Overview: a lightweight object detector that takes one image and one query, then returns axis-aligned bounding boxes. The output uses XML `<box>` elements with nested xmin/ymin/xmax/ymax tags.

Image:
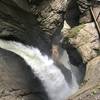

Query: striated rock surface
<box><xmin>0</xmin><ymin>0</ymin><xmax>52</xmax><ymax>55</ymax></box>
<box><xmin>62</xmin><ymin>22</ymin><xmax>100</xmax><ymax>62</ymax></box>
<box><xmin>0</xmin><ymin>0</ymin><xmax>100</xmax><ymax>100</ymax></box>
<box><xmin>31</xmin><ymin>0</ymin><xmax>67</xmax><ymax>35</ymax></box>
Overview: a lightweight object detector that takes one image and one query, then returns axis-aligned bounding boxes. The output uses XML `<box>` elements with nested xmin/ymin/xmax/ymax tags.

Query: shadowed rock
<box><xmin>0</xmin><ymin>48</ymin><xmax>49</xmax><ymax>100</ymax></box>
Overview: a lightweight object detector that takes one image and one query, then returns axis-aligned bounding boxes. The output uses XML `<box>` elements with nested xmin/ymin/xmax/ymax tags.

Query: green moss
<box><xmin>68</xmin><ymin>24</ymin><xmax>85</xmax><ymax>38</ymax></box>
<box><xmin>63</xmin><ymin>24</ymin><xmax>86</xmax><ymax>45</ymax></box>
<box><xmin>94</xmin><ymin>49</ymin><xmax>100</xmax><ymax>55</ymax></box>
<box><xmin>62</xmin><ymin>37</ymin><xmax>69</xmax><ymax>45</ymax></box>
<box><xmin>91</xmin><ymin>90</ymin><xmax>97</xmax><ymax>96</ymax></box>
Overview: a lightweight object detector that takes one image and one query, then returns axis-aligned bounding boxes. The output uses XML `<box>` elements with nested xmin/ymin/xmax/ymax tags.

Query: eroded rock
<box><xmin>62</xmin><ymin>22</ymin><xmax>100</xmax><ymax>62</ymax></box>
<box><xmin>78</xmin><ymin>40</ymin><xmax>99</xmax><ymax>62</ymax></box>
<box><xmin>32</xmin><ymin>0</ymin><xmax>67</xmax><ymax>35</ymax></box>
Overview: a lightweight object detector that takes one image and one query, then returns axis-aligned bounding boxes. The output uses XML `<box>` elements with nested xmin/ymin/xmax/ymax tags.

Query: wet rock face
<box><xmin>61</xmin><ymin>21</ymin><xmax>100</xmax><ymax>100</ymax></box>
<box><xmin>0</xmin><ymin>0</ymin><xmax>69</xmax><ymax>55</ymax></box>
<box><xmin>0</xmin><ymin>0</ymin><xmax>52</xmax><ymax>55</ymax></box>
<box><xmin>0</xmin><ymin>48</ymin><xmax>48</xmax><ymax>100</ymax></box>
<box><xmin>68</xmin><ymin>56</ymin><xmax>100</xmax><ymax>100</ymax></box>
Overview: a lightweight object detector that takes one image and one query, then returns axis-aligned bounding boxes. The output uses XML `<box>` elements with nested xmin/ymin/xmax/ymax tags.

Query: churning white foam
<box><xmin>0</xmin><ymin>39</ymin><xmax>79</xmax><ymax>100</ymax></box>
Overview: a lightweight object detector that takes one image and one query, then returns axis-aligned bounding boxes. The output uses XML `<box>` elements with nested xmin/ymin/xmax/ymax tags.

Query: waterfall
<box><xmin>0</xmin><ymin>39</ymin><xmax>79</xmax><ymax>100</ymax></box>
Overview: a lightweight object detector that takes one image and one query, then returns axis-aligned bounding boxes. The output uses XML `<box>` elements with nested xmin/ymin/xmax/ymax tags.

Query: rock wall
<box><xmin>62</xmin><ymin>22</ymin><xmax>100</xmax><ymax>63</ymax></box>
<box><xmin>0</xmin><ymin>48</ymin><xmax>48</xmax><ymax>100</ymax></box>
<box><xmin>61</xmin><ymin>18</ymin><xmax>100</xmax><ymax>100</ymax></box>
<box><xmin>0</xmin><ymin>0</ymin><xmax>99</xmax><ymax>100</ymax></box>
<box><xmin>0</xmin><ymin>1</ymin><xmax>69</xmax><ymax>100</ymax></box>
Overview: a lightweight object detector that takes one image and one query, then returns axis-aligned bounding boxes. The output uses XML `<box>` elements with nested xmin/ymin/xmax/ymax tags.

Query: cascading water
<box><xmin>0</xmin><ymin>39</ymin><xmax>80</xmax><ymax>100</ymax></box>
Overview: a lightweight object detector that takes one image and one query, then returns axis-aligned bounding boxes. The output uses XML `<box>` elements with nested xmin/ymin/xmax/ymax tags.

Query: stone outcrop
<box><xmin>62</xmin><ymin>22</ymin><xmax>100</xmax><ymax>63</ymax></box>
<box><xmin>0</xmin><ymin>0</ymin><xmax>53</xmax><ymax>55</ymax></box>
<box><xmin>62</xmin><ymin>21</ymin><xmax>100</xmax><ymax>100</ymax></box>
<box><xmin>0</xmin><ymin>1</ymin><xmax>69</xmax><ymax>100</ymax></box>
<box><xmin>31</xmin><ymin>0</ymin><xmax>67</xmax><ymax>35</ymax></box>
<box><xmin>0</xmin><ymin>0</ymin><xmax>100</xmax><ymax>100</ymax></box>
<box><xmin>0</xmin><ymin>0</ymin><xmax>70</xmax><ymax>55</ymax></box>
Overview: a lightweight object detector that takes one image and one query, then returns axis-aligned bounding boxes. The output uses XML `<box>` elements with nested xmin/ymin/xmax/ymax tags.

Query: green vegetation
<box><xmin>68</xmin><ymin>24</ymin><xmax>85</xmax><ymax>38</ymax></box>
<box><xmin>94</xmin><ymin>49</ymin><xmax>100</xmax><ymax>55</ymax></box>
<box><xmin>91</xmin><ymin>89</ymin><xmax>97</xmax><ymax>96</ymax></box>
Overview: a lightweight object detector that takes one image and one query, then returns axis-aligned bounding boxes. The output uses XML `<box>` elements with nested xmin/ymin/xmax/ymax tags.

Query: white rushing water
<box><xmin>0</xmin><ymin>39</ymin><xmax>79</xmax><ymax>100</ymax></box>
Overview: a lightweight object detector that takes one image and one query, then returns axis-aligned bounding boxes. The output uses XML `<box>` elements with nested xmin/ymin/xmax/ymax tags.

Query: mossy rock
<box><xmin>67</xmin><ymin>24</ymin><xmax>85</xmax><ymax>38</ymax></box>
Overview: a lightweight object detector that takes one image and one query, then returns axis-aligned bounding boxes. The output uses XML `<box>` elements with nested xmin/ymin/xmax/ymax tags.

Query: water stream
<box><xmin>0</xmin><ymin>39</ymin><xmax>80</xmax><ymax>100</ymax></box>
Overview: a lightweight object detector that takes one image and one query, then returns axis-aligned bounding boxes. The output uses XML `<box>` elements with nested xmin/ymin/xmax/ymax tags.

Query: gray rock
<box><xmin>0</xmin><ymin>48</ymin><xmax>48</xmax><ymax>100</ymax></box>
<box><xmin>0</xmin><ymin>0</ymin><xmax>51</xmax><ymax>55</ymax></box>
<box><xmin>32</xmin><ymin>0</ymin><xmax>67</xmax><ymax>35</ymax></box>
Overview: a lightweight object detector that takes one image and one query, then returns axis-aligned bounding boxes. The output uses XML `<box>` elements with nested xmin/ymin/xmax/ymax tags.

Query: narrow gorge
<box><xmin>0</xmin><ymin>0</ymin><xmax>99</xmax><ymax>100</ymax></box>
